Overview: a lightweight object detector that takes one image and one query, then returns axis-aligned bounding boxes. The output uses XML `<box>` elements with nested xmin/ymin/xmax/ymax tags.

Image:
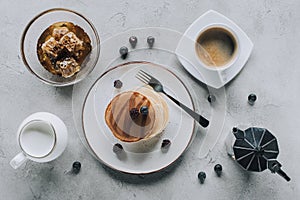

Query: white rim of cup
<box><xmin>194</xmin><ymin>24</ymin><xmax>240</xmax><ymax>71</ymax></box>
<box><xmin>18</xmin><ymin>119</ymin><xmax>57</xmax><ymax>159</ymax></box>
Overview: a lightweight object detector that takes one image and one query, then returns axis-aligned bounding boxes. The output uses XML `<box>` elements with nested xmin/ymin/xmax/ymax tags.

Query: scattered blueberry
<box><xmin>119</xmin><ymin>46</ymin><xmax>128</xmax><ymax>59</ymax></box>
<box><xmin>140</xmin><ymin>106</ymin><xmax>149</xmax><ymax>116</ymax></box>
<box><xmin>161</xmin><ymin>139</ymin><xmax>171</xmax><ymax>149</ymax></box>
<box><xmin>147</xmin><ymin>36</ymin><xmax>155</xmax><ymax>48</ymax></box>
<box><xmin>129</xmin><ymin>36</ymin><xmax>138</xmax><ymax>48</ymax></box>
<box><xmin>72</xmin><ymin>161</ymin><xmax>81</xmax><ymax>174</ymax></box>
<box><xmin>207</xmin><ymin>94</ymin><xmax>216</xmax><ymax>103</ymax></box>
<box><xmin>113</xmin><ymin>143</ymin><xmax>123</xmax><ymax>154</ymax></box>
<box><xmin>248</xmin><ymin>93</ymin><xmax>257</xmax><ymax>105</ymax></box>
<box><xmin>232</xmin><ymin>127</ymin><xmax>238</xmax><ymax>134</ymax></box>
<box><xmin>130</xmin><ymin>108</ymin><xmax>140</xmax><ymax>120</ymax></box>
<box><xmin>214</xmin><ymin>164</ymin><xmax>223</xmax><ymax>177</ymax></box>
<box><xmin>113</xmin><ymin>80</ymin><xmax>123</xmax><ymax>89</ymax></box>
<box><xmin>198</xmin><ymin>171</ymin><xmax>206</xmax><ymax>184</ymax></box>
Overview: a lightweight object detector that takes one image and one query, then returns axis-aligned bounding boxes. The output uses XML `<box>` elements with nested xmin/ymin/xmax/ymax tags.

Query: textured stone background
<box><xmin>1</xmin><ymin>0</ymin><xmax>300</xmax><ymax>199</ymax></box>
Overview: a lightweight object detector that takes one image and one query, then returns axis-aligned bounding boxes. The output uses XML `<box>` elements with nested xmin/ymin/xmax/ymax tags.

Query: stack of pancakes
<box><xmin>105</xmin><ymin>87</ymin><xmax>169</xmax><ymax>143</ymax></box>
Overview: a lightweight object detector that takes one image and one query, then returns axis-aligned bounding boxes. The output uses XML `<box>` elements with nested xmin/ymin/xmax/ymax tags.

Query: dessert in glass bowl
<box><xmin>21</xmin><ymin>8</ymin><xmax>100</xmax><ymax>86</ymax></box>
<box><xmin>37</xmin><ymin>22</ymin><xmax>92</xmax><ymax>78</ymax></box>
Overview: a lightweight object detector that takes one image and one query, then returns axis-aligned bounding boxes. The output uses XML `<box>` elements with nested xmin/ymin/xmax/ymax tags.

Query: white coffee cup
<box><xmin>10</xmin><ymin>112</ymin><xmax>68</xmax><ymax>169</ymax></box>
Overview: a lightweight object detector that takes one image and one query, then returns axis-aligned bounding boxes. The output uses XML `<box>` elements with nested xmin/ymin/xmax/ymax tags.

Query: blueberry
<box><xmin>207</xmin><ymin>94</ymin><xmax>216</xmax><ymax>103</ymax></box>
<box><xmin>214</xmin><ymin>164</ymin><xmax>223</xmax><ymax>177</ymax></box>
<box><xmin>147</xmin><ymin>36</ymin><xmax>155</xmax><ymax>48</ymax></box>
<box><xmin>72</xmin><ymin>161</ymin><xmax>81</xmax><ymax>174</ymax></box>
<box><xmin>130</xmin><ymin>108</ymin><xmax>140</xmax><ymax>120</ymax></box>
<box><xmin>248</xmin><ymin>94</ymin><xmax>257</xmax><ymax>105</ymax></box>
<box><xmin>114</xmin><ymin>80</ymin><xmax>123</xmax><ymax>89</ymax></box>
<box><xmin>119</xmin><ymin>46</ymin><xmax>128</xmax><ymax>59</ymax></box>
<box><xmin>129</xmin><ymin>36</ymin><xmax>137</xmax><ymax>48</ymax></box>
<box><xmin>113</xmin><ymin>143</ymin><xmax>123</xmax><ymax>154</ymax></box>
<box><xmin>161</xmin><ymin>139</ymin><xmax>171</xmax><ymax>149</ymax></box>
<box><xmin>232</xmin><ymin>127</ymin><xmax>238</xmax><ymax>134</ymax></box>
<box><xmin>198</xmin><ymin>171</ymin><xmax>206</xmax><ymax>184</ymax></box>
<box><xmin>140</xmin><ymin>106</ymin><xmax>149</xmax><ymax>116</ymax></box>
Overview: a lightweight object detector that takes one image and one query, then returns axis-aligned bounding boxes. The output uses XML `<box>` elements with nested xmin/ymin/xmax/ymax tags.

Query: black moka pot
<box><xmin>232</xmin><ymin>127</ymin><xmax>291</xmax><ymax>182</ymax></box>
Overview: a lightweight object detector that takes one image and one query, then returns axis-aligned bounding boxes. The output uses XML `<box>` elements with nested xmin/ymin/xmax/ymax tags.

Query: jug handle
<box><xmin>10</xmin><ymin>152</ymin><xmax>28</xmax><ymax>169</ymax></box>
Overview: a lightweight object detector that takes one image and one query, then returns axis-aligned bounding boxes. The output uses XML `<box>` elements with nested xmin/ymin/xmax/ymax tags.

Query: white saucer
<box><xmin>82</xmin><ymin>62</ymin><xmax>195</xmax><ymax>174</ymax></box>
<box><xmin>175</xmin><ymin>10</ymin><xmax>253</xmax><ymax>89</ymax></box>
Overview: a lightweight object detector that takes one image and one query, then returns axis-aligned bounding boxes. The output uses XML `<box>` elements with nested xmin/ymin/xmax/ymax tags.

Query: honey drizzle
<box><xmin>111</xmin><ymin>93</ymin><xmax>136</xmax><ymax>139</ymax></box>
<box><xmin>122</xmin><ymin>94</ymin><xmax>136</xmax><ymax>136</ymax></box>
<box><xmin>122</xmin><ymin>92</ymin><xmax>149</xmax><ymax>138</ymax></box>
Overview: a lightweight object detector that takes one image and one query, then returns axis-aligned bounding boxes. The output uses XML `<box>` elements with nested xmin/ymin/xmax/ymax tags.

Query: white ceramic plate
<box><xmin>82</xmin><ymin>61</ymin><xmax>195</xmax><ymax>174</ymax></box>
<box><xmin>175</xmin><ymin>10</ymin><xmax>253</xmax><ymax>89</ymax></box>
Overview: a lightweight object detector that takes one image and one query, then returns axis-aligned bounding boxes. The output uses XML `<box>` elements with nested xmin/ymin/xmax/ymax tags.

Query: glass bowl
<box><xmin>21</xmin><ymin>8</ymin><xmax>100</xmax><ymax>86</ymax></box>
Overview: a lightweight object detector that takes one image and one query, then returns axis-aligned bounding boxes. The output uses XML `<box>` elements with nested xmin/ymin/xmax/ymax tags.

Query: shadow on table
<box><xmin>99</xmin><ymin>155</ymin><xmax>184</xmax><ymax>185</ymax></box>
<box><xmin>54</xmin><ymin>85</ymin><xmax>73</xmax><ymax>98</ymax></box>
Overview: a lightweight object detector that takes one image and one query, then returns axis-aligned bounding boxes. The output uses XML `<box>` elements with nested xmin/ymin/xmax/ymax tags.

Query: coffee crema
<box><xmin>195</xmin><ymin>27</ymin><xmax>237</xmax><ymax>67</ymax></box>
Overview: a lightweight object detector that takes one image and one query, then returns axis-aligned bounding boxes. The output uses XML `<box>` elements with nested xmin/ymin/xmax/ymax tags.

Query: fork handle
<box><xmin>162</xmin><ymin>91</ymin><xmax>209</xmax><ymax>128</ymax></box>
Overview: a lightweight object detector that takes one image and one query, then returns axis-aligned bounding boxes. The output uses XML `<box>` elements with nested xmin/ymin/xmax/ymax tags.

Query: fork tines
<box><xmin>135</xmin><ymin>70</ymin><xmax>151</xmax><ymax>84</ymax></box>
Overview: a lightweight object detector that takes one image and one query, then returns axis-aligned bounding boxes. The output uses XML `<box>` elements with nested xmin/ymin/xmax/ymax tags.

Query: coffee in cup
<box><xmin>195</xmin><ymin>26</ymin><xmax>238</xmax><ymax>67</ymax></box>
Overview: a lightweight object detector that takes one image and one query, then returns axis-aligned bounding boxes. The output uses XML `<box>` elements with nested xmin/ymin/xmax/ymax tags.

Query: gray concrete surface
<box><xmin>1</xmin><ymin>0</ymin><xmax>300</xmax><ymax>199</ymax></box>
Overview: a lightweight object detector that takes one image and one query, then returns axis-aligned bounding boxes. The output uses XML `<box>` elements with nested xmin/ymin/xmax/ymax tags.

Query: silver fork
<box><xmin>136</xmin><ymin>70</ymin><xmax>209</xmax><ymax>128</ymax></box>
